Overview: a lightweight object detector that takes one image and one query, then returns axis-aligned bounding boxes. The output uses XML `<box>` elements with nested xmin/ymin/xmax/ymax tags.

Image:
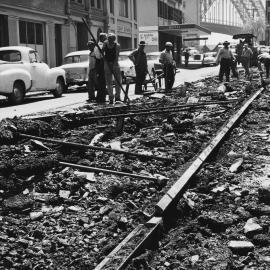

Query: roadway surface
<box><xmin>0</xmin><ymin>65</ymin><xmax>219</xmax><ymax>120</ymax></box>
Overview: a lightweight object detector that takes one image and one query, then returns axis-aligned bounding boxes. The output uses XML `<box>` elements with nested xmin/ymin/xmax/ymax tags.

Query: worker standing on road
<box><xmin>102</xmin><ymin>33</ymin><xmax>122</xmax><ymax>104</ymax></box>
<box><xmin>184</xmin><ymin>48</ymin><xmax>190</xmax><ymax>68</ymax></box>
<box><xmin>94</xmin><ymin>33</ymin><xmax>107</xmax><ymax>103</ymax></box>
<box><xmin>87</xmin><ymin>40</ymin><xmax>97</xmax><ymax>102</ymax></box>
<box><xmin>128</xmin><ymin>41</ymin><xmax>148</xmax><ymax>95</ymax></box>
<box><xmin>159</xmin><ymin>42</ymin><xmax>176</xmax><ymax>91</ymax></box>
<box><xmin>258</xmin><ymin>53</ymin><xmax>270</xmax><ymax>78</ymax></box>
<box><xmin>241</xmin><ymin>43</ymin><xmax>253</xmax><ymax>79</ymax></box>
<box><xmin>216</xmin><ymin>41</ymin><xmax>234</xmax><ymax>82</ymax></box>
<box><xmin>235</xmin><ymin>40</ymin><xmax>243</xmax><ymax>65</ymax></box>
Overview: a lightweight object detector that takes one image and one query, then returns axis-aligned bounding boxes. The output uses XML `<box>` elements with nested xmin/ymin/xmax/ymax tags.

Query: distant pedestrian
<box><xmin>102</xmin><ymin>33</ymin><xmax>122</xmax><ymax>104</ymax></box>
<box><xmin>128</xmin><ymin>41</ymin><xmax>148</xmax><ymax>95</ymax></box>
<box><xmin>216</xmin><ymin>41</ymin><xmax>234</xmax><ymax>82</ymax></box>
<box><xmin>87</xmin><ymin>40</ymin><xmax>97</xmax><ymax>102</ymax></box>
<box><xmin>258</xmin><ymin>53</ymin><xmax>270</xmax><ymax>78</ymax></box>
<box><xmin>184</xmin><ymin>48</ymin><xmax>190</xmax><ymax>67</ymax></box>
<box><xmin>235</xmin><ymin>40</ymin><xmax>243</xmax><ymax>65</ymax></box>
<box><xmin>241</xmin><ymin>43</ymin><xmax>253</xmax><ymax>78</ymax></box>
<box><xmin>94</xmin><ymin>33</ymin><xmax>107</xmax><ymax>103</ymax></box>
<box><xmin>159</xmin><ymin>42</ymin><xmax>175</xmax><ymax>91</ymax></box>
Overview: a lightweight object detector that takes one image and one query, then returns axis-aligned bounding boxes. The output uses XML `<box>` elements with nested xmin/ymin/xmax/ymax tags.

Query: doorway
<box><xmin>77</xmin><ymin>22</ymin><xmax>88</xmax><ymax>50</ymax></box>
<box><xmin>55</xmin><ymin>24</ymin><xmax>62</xmax><ymax>66</ymax></box>
<box><xmin>0</xmin><ymin>14</ymin><xmax>9</xmax><ymax>47</ymax></box>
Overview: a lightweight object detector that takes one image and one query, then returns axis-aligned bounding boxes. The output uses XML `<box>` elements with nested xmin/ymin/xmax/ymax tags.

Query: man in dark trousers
<box><xmin>258</xmin><ymin>53</ymin><xmax>270</xmax><ymax>78</ymax></box>
<box><xmin>102</xmin><ymin>33</ymin><xmax>122</xmax><ymax>104</ymax></box>
<box><xmin>128</xmin><ymin>41</ymin><xmax>148</xmax><ymax>95</ymax></box>
<box><xmin>159</xmin><ymin>42</ymin><xmax>176</xmax><ymax>91</ymax></box>
<box><xmin>216</xmin><ymin>41</ymin><xmax>234</xmax><ymax>82</ymax></box>
<box><xmin>184</xmin><ymin>48</ymin><xmax>190</xmax><ymax>67</ymax></box>
<box><xmin>94</xmin><ymin>33</ymin><xmax>107</xmax><ymax>103</ymax></box>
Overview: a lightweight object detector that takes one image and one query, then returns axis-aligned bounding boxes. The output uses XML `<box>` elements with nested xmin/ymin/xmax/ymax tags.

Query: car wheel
<box><xmin>8</xmin><ymin>81</ymin><xmax>25</xmax><ymax>105</ymax></box>
<box><xmin>53</xmin><ymin>77</ymin><xmax>64</xmax><ymax>98</ymax></box>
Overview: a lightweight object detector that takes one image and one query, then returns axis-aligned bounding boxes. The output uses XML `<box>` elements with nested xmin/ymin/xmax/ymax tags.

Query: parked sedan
<box><xmin>60</xmin><ymin>50</ymin><xmax>89</xmax><ymax>87</ymax></box>
<box><xmin>118</xmin><ymin>51</ymin><xmax>136</xmax><ymax>83</ymax></box>
<box><xmin>202</xmin><ymin>52</ymin><xmax>217</xmax><ymax>66</ymax></box>
<box><xmin>60</xmin><ymin>50</ymin><xmax>136</xmax><ymax>87</ymax></box>
<box><xmin>146</xmin><ymin>52</ymin><xmax>163</xmax><ymax>76</ymax></box>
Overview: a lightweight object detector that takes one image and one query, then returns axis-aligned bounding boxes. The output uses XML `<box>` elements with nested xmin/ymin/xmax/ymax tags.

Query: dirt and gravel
<box><xmin>0</xmin><ymin>73</ymin><xmax>267</xmax><ymax>270</ymax></box>
<box><xmin>127</xmin><ymin>85</ymin><xmax>270</xmax><ymax>269</ymax></box>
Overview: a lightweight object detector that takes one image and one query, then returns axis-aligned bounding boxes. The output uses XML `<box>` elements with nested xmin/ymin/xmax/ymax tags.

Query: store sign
<box><xmin>139</xmin><ymin>31</ymin><xmax>158</xmax><ymax>46</ymax></box>
<box><xmin>117</xmin><ymin>25</ymin><xmax>131</xmax><ymax>34</ymax></box>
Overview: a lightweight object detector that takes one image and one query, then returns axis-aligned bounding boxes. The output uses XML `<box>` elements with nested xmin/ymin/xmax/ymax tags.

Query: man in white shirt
<box><xmin>94</xmin><ymin>33</ymin><xmax>107</xmax><ymax>103</ymax></box>
<box><xmin>216</xmin><ymin>41</ymin><xmax>234</xmax><ymax>82</ymax></box>
<box><xmin>159</xmin><ymin>42</ymin><xmax>175</xmax><ymax>91</ymax></box>
<box><xmin>87</xmin><ymin>40</ymin><xmax>97</xmax><ymax>102</ymax></box>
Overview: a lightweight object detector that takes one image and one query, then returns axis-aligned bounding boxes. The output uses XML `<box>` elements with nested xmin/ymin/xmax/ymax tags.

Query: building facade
<box><xmin>137</xmin><ymin>0</ymin><xmax>210</xmax><ymax>63</ymax></box>
<box><xmin>0</xmin><ymin>0</ymin><xmax>138</xmax><ymax>67</ymax></box>
<box><xmin>266</xmin><ymin>0</ymin><xmax>270</xmax><ymax>45</ymax></box>
<box><xmin>106</xmin><ymin>0</ymin><xmax>138</xmax><ymax>50</ymax></box>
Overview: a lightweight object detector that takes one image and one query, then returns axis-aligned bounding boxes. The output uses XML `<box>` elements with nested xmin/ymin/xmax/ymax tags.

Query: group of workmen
<box><xmin>87</xmin><ymin>32</ymin><xmax>176</xmax><ymax>104</ymax></box>
<box><xmin>216</xmin><ymin>40</ymin><xmax>270</xmax><ymax>82</ymax></box>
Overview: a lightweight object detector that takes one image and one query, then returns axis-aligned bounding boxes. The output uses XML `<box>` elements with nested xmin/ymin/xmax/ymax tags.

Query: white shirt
<box><xmin>94</xmin><ymin>41</ymin><xmax>104</xmax><ymax>60</ymax></box>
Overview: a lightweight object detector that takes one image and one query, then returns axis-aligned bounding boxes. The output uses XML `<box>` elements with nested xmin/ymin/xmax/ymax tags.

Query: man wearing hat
<box><xmin>216</xmin><ymin>41</ymin><xmax>234</xmax><ymax>82</ymax></box>
<box><xmin>87</xmin><ymin>40</ymin><xmax>97</xmax><ymax>102</ymax></box>
<box><xmin>159</xmin><ymin>42</ymin><xmax>176</xmax><ymax>91</ymax></box>
<box><xmin>94</xmin><ymin>33</ymin><xmax>107</xmax><ymax>103</ymax></box>
<box><xmin>128</xmin><ymin>40</ymin><xmax>148</xmax><ymax>94</ymax></box>
<box><xmin>241</xmin><ymin>43</ymin><xmax>253</xmax><ymax>79</ymax></box>
<box><xmin>102</xmin><ymin>33</ymin><xmax>122</xmax><ymax>104</ymax></box>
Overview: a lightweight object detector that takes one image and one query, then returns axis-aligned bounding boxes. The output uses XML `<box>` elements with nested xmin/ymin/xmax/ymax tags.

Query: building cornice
<box><xmin>0</xmin><ymin>3</ymin><xmax>67</xmax><ymax>19</ymax></box>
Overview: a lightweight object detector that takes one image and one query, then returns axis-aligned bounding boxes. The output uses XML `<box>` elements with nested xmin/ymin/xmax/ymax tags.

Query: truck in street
<box><xmin>0</xmin><ymin>46</ymin><xmax>66</xmax><ymax>104</ymax></box>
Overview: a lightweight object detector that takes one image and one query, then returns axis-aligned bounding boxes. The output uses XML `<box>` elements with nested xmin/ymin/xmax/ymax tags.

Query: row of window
<box><xmin>158</xmin><ymin>0</ymin><xmax>183</xmax><ymax>24</ymax></box>
<box><xmin>71</xmin><ymin>0</ymin><xmax>137</xmax><ymax>20</ymax></box>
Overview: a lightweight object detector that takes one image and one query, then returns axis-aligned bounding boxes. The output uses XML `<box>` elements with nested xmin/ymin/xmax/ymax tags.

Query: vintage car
<box><xmin>60</xmin><ymin>50</ymin><xmax>89</xmax><ymax>87</ymax></box>
<box><xmin>0</xmin><ymin>46</ymin><xmax>66</xmax><ymax>104</ymax></box>
<box><xmin>118</xmin><ymin>51</ymin><xmax>136</xmax><ymax>83</ymax></box>
<box><xmin>202</xmin><ymin>52</ymin><xmax>217</xmax><ymax>66</ymax></box>
<box><xmin>60</xmin><ymin>50</ymin><xmax>136</xmax><ymax>87</ymax></box>
<box><xmin>146</xmin><ymin>52</ymin><xmax>163</xmax><ymax>76</ymax></box>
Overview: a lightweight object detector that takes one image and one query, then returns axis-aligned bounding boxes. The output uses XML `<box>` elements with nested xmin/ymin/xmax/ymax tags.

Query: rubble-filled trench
<box><xmin>126</xmin><ymin>89</ymin><xmax>270</xmax><ymax>269</ymax></box>
<box><xmin>0</xmin><ymin>74</ymin><xmax>265</xmax><ymax>270</ymax></box>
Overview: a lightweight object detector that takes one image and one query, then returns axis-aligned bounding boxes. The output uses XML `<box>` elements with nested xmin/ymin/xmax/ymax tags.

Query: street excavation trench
<box><xmin>0</xmin><ymin>73</ymin><xmax>269</xmax><ymax>270</ymax></box>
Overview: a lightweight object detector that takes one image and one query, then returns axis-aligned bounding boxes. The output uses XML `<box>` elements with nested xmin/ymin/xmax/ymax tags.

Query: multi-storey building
<box><xmin>266</xmin><ymin>0</ymin><xmax>270</xmax><ymax>44</ymax></box>
<box><xmin>137</xmin><ymin>0</ymin><xmax>210</xmax><ymax>63</ymax></box>
<box><xmin>0</xmin><ymin>0</ymin><xmax>138</xmax><ymax>67</ymax></box>
<box><xmin>106</xmin><ymin>0</ymin><xmax>138</xmax><ymax>49</ymax></box>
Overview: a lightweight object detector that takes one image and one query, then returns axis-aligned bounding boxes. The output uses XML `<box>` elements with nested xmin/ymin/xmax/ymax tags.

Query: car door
<box><xmin>28</xmin><ymin>50</ymin><xmax>50</xmax><ymax>91</ymax></box>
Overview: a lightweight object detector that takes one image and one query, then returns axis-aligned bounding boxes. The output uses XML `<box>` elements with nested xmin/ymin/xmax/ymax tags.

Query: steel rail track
<box><xmin>94</xmin><ymin>87</ymin><xmax>264</xmax><ymax>270</ymax></box>
<box><xmin>19</xmin><ymin>133</ymin><xmax>174</xmax><ymax>162</ymax></box>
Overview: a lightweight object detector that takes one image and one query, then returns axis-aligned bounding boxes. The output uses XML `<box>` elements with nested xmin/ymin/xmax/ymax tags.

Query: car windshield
<box><xmin>147</xmin><ymin>55</ymin><xmax>159</xmax><ymax>61</ymax></box>
<box><xmin>64</xmin><ymin>54</ymin><xmax>88</xmax><ymax>64</ymax></box>
<box><xmin>119</xmin><ymin>55</ymin><xmax>129</xmax><ymax>61</ymax></box>
<box><xmin>0</xmin><ymin>50</ymin><xmax>21</xmax><ymax>62</ymax></box>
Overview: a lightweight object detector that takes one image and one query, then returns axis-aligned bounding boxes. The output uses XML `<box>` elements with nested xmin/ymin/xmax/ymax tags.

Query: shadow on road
<box><xmin>0</xmin><ymin>95</ymin><xmax>56</xmax><ymax>108</ymax></box>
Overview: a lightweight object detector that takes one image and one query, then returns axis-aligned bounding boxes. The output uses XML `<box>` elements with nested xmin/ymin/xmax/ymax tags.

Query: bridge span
<box><xmin>200</xmin><ymin>0</ymin><xmax>265</xmax><ymax>35</ymax></box>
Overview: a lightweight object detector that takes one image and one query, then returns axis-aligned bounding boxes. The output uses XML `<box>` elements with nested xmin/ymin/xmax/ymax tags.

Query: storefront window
<box><xmin>71</xmin><ymin>0</ymin><xmax>84</xmax><ymax>4</ymax></box>
<box><xmin>97</xmin><ymin>0</ymin><xmax>101</xmax><ymax>9</ymax></box>
<box><xmin>90</xmin><ymin>0</ymin><xmax>95</xmax><ymax>7</ymax></box>
<box><xmin>133</xmin><ymin>0</ymin><xmax>137</xmax><ymax>20</ymax></box>
<box><xmin>119</xmin><ymin>0</ymin><xmax>128</xmax><ymax>18</ymax></box>
<box><xmin>19</xmin><ymin>20</ymin><xmax>43</xmax><ymax>45</ymax></box>
<box><xmin>110</xmin><ymin>0</ymin><xmax>114</xmax><ymax>14</ymax></box>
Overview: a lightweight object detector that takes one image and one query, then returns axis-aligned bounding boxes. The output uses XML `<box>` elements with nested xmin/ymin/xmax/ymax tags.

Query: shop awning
<box><xmin>158</xmin><ymin>24</ymin><xmax>211</xmax><ymax>36</ymax></box>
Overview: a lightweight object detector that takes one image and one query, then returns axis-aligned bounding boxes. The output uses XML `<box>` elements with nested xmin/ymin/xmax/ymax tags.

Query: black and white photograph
<box><xmin>0</xmin><ymin>0</ymin><xmax>270</xmax><ymax>269</ymax></box>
